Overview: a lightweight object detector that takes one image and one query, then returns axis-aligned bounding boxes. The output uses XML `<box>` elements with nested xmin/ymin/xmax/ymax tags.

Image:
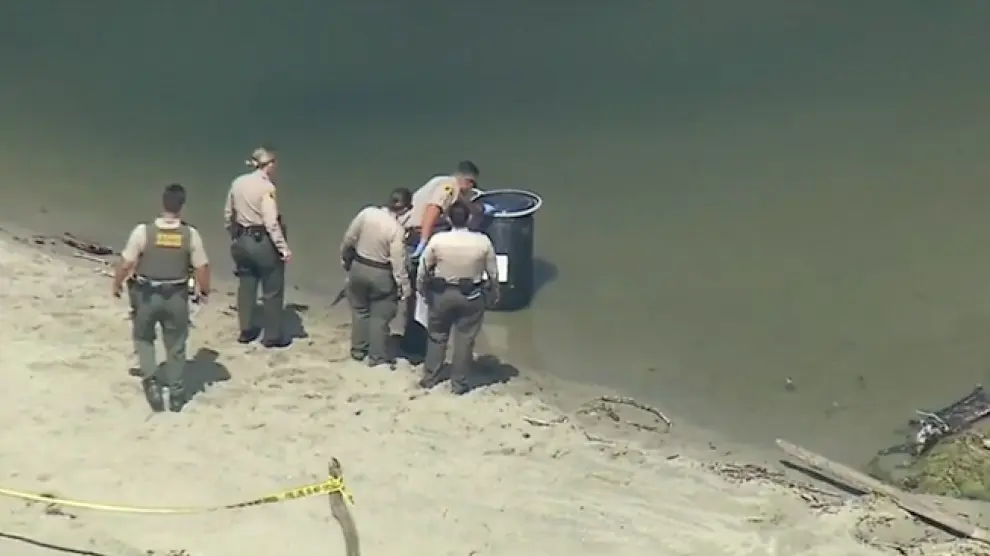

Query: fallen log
<box><xmin>776</xmin><ymin>438</ymin><xmax>990</xmax><ymax>545</ymax></box>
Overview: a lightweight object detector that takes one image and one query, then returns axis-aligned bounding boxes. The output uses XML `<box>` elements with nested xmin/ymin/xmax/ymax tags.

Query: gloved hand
<box><xmin>412</xmin><ymin>239</ymin><xmax>427</xmax><ymax>258</ymax></box>
<box><xmin>482</xmin><ymin>202</ymin><xmax>496</xmax><ymax>216</ymax></box>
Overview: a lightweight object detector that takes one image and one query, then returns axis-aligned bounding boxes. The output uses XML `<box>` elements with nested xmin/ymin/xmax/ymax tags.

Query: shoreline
<box><xmin>0</xmin><ymin>222</ymin><xmax>982</xmax><ymax>555</ymax></box>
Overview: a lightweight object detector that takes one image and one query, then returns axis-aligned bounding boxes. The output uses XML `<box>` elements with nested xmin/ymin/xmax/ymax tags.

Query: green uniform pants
<box><xmin>346</xmin><ymin>261</ymin><xmax>398</xmax><ymax>363</ymax></box>
<box><xmin>131</xmin><ymin>284</ymin><xmax>189</xmax><ymax>395</ymax></box>
<box><xmin>424</xmin><ymin>288</ymin><xmax>486</xmax><ymax>385</ymax></box>
<box><xmin>231</xmin><ymin>233</ymin><xmax>285</xmax><ymax>341</ymax></box>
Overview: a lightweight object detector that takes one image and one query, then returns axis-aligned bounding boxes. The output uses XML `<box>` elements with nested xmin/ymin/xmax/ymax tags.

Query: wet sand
<box><xmin>0</xmin><ymin>224</ymin><xmax>986</xmax><ymax>555</ymax></box>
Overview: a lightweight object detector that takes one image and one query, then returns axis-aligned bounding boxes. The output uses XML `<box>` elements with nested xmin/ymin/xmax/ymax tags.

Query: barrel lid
<box><xmin>473</xmin><ymin>189</ymin><xmax>543</xmax><ymax>218</ymax></box>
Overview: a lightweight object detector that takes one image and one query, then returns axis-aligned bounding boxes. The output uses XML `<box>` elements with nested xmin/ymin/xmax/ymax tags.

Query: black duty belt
<box><xmin>353</xmin><ymin>254</ymin><xmax>391</xmax><ymax>271</ymax></box>
<box><xmin>133</xmin><ymin>276</ymin><xmax>187</xmax><ymax>287</ymax></box>
<box><xmin>427</xmin><ymin>276</ymin><xmax>483</xmax><ymax>295</ymax></box>
<box><xmin>130</xmin><ymin>275</ymin><xmax>188</xmax><ymax>295</ymax></box>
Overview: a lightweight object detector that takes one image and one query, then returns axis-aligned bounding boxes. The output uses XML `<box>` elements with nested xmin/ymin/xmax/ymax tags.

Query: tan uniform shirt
<box><xmin>223</xmin><ymin>169</ymin><xmax>289</xmax><ymax>256</ymax></box>
<box><xmin>407</xmin><ymin>175</ymin><xmax>460</xmax><ymax>229</ymax></box>
<box><xmin>120</xmin><ymin>217</ymin><xmax>209</xmax><ymax>267</ymax></box>
<box><xmin>416</xmin><ymin>228</ymin><xmax>497</xmax><ymax>291</ymax></box>
<box><xmin>340</xmin><ymin>206</ymin><xmax>411</xmax><ymax>296</ymax></box>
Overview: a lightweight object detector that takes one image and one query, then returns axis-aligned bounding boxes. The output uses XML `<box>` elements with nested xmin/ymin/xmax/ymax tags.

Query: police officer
<box><xmin>112</xmin><ymin>183</ymin><xmax>211</xmax><ymax>412</ymax></box>
<box><xmin>224</xmin><ymin>146</ymin><xmax>292</xmax><ymax>347</ymax></box>
<box><xmin>416</xmin><ymin>201</ymin><xmax>500</xmax><ymax>394</ymax></box>
<box><xmin>407</xmin><ymin>160</ymin><xmax>490</xmax><ymax>256</ymax></box>
<box><xmin>340</xmin><ymin>188</ymin><xmax>414</xmax><ymax>367</ymax></box>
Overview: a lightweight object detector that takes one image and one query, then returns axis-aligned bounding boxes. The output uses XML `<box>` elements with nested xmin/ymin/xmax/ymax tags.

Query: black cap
<box><xmin>456</xmin><ymin>160</ymin><xmax>479</xmax><ymax>177</ymax></box>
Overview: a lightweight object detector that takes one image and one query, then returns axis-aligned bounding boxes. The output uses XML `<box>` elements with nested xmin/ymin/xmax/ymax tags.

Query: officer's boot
<box><xmin>163</xmin><ymin>386</ymin><xmax>186</xmax><ymax>413</ymax></box>
<box><xmin>141</xmin><ymin>377</ymin><xmax>164</xmax><ymax>412</ymax></box>
<box><xmin>418</xmin><ymin>364</ymin><xmax>449</xmax><ymax>389</ymax></box>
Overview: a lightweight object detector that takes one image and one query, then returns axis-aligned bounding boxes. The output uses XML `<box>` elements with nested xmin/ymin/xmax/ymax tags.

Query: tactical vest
<box><xmin>135</xmin><ymin>223</ymin><xmax>192</xmax><ymax>281</ymax></box>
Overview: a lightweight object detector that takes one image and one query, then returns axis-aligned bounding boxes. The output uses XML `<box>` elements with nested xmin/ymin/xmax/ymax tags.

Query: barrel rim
<box><xmin>473</xmin><ymin>188</ymin><xmax>544</xmax><ymax>218</ymax></box>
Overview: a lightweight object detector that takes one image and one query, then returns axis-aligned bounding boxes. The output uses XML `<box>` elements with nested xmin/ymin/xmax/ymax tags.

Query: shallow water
<box><xmin>3</xmin><ymin>1</ymin><xmax>990</xmax><ymax>463</ymax></box>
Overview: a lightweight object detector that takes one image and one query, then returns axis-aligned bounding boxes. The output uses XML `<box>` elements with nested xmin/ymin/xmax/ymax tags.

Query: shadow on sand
<box><xmin>129</xmin><ymin>347</ymin><xmax>231</xmax><ymax>407</ymax></box>
<box><xmin>243</xmin><ymin>302</ymin><xmax>309</xmax><ymax>340</ymax></box>
<box><xmin>412</xmin><ymin>354</ymin><xmax>520</xmax><ymax>395</ymax></box>
<box><xmin>464</xmin><ymin>354</ymin><xmax>520</xmax><ymax>393</ymax></box>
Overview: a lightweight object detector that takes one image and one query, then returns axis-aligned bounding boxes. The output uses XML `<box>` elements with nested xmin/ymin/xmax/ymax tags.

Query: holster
<box><xmin>342</xmin><ymin>246</ymin><xmax>357</xmax><ymax>271</ymax></box>
<box><xmin>426</xmin><ymin>276</ymin><xmax>447</xmax><ymax>294</ymax></box>
<box><xmin>456</xmin><ymin>278</ymin><xmax>476</xmax><ymax>295</ymax></box>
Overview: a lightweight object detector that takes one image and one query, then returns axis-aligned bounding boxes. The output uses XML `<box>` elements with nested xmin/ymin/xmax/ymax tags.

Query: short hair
<box><xmin>455</xmin><ymin>160</ymin><xmax>479</xmax><ymax>178</ymax></box>
<box><xmin>247</xmin><ymin>145</ymin><xmax>277</xmax><ymax>169</ymax></box>
<box><xmin>388</xmin><ymin>187</ymin><xmax>413</xmax><ymax>210</ymax></box>
<box><xmin>162</xmin><ymin>183</ymin><xmax>186</xmax><ymax>214</ymax></box>
<box><xmin>447</xmin><ymin>200</ymin><xmax>471</xmax><ymax>228</ymax></box>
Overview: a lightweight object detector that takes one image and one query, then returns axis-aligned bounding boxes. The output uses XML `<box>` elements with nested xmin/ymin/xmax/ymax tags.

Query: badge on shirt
<box><xmin>155</xmin><ymin>231</ymin><xmax>184</xmax><ymax>248</ymax></box>
<box><xmin>442</xmin><ymin>183</ymin><xmax>456</xmax><ymax>207</ymax></box>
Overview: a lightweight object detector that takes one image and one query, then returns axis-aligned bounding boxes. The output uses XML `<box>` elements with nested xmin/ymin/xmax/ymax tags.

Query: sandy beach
<box><xmin>0</xmin><ymin>229</ymin><xmax>984</xmax><ymax>556</ymax></box>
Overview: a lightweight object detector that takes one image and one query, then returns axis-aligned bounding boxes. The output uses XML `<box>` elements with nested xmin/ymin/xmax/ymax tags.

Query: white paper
<box><xmin>495</xmin><ymin>254</ymin><xmax>508</xmax><ymax>283</ymax></box>
<box><xmin>414</xmin><ymin>293</ymin><xmax>429</xmax><ymax>328</ymax></box>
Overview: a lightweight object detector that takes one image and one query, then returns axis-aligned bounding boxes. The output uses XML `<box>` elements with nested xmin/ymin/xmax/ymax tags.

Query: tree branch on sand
<box><xmin>327</xmin><ymin>458</ymin><xmax>360</xmax><ymax>556</ymax></box>
<box><xmin>578</xmin><ymin>395</ymin><xmax>673</xmax><ymax>432</ymax></box>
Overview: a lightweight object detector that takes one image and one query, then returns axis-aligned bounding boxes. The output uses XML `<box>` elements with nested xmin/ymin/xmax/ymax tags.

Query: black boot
<box><xmin>418</xmin><ymin>366</ymin><xmax>448</xmax><ymax>389</ymax></box>
<box><xmin>367</xmin><ymin>357</ymin><xmax>396</xmax><ymax>370</ymax></box>
<box><xmin>237</xmin><ymin>327</ymin><xmax>261</xmax><ymax>344</ymax></box>
<box><xmin>449</xmin><ymin>380</ymin><xmax>470</xmax><ymax>396</ymax></box>
<box><xmin>262</xmin><ymin>337</ymin><xmax>292</xmax><ymax>348</ymax></box>
<box><xmin>164</xmin><ymin>387</ymin><xmax>186</xmax><ymax>413</ymax></box>
<box><xmin>141</xmin><ymin>377</ymin><xmax>164</xmax><ymax>412</ymax></box>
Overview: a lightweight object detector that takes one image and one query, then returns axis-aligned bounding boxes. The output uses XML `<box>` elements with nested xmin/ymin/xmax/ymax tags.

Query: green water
<box><xmin>3</xmin><ymin>1</ymin><xmax>990</xmax><ymax>461</ymax></box>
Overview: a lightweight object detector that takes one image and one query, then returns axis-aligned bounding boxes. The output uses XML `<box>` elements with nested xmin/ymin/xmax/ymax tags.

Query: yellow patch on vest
<box><xmin>269</xmin><ymin>190</ymin><xmax>277</xmax><ymax>201</ymax></box>
<box><xmin>154</xmin><ymin>231</ymin><xmax>184</xmax><ymax>249</ymax></box>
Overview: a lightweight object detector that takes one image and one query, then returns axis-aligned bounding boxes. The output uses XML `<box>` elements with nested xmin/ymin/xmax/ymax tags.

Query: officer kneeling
<box><xmin>340</xmin><ymin>188</ymin><xmax>414</xmax><ymax>367</ymax></box>
<box><xmin>416</xmin><ymin>200</ymin><xmax>499</xmax><ymax>394</ymax></box>
<box><xmin>113</xmin><ymin>184</ymin><xmax>211</xmax><ymax>412</ymax></box>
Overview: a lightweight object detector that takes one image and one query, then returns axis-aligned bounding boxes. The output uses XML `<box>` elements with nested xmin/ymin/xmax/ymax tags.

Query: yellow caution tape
<box><xmin>0</xmin><ymin>475</ymin><xmax>354</xmax><ymax>515</ymax></box>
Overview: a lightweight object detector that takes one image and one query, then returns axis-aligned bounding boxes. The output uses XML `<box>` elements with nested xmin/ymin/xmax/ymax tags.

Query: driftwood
<box><xmin>327</xmin><ymin>458</ymin><xmax>360</xmax><ymax>556</ymax></box>
<box><xmin>28</xmin><ymin>232</ymin><xmax>116</xmax><ymax>257</ymax></box>
<box><xmin>776</xmin><ymin>438</ymin><xmax>990</xmax><ymax>545</ymax></box>
<box><xmin>522</xmin><ymin>416</ymin><xmax>569</xmax><ymax>427</ymax></box>
<box><xmin>580</xmin><ymin>395</ymin><xmax>673</xmax><ymax>432</ymax></box>
<box><xmin>61</xmin><ymin>232</ymin><xmax>115</xmax><ymax>256</ymax></box>
<box><xmin>72</xmin><ymin>252</ymin><xmax>111</xmax><ymax>265</ymax></box>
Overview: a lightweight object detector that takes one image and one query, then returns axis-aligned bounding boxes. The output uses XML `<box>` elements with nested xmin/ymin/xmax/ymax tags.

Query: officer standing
<box><xmin>407</xmin><ymin>160</ymin><xmax>490</xmax><ymax>256</ymax></box>
<box><xmin>416</xmin><ymin>201</ymin><xmax>499</xmax><ymax>394</ymax></box>
<box><xmin>112</xmin><ymin>183</ymin><xmax>211</xmax><ymax>412</ymax></box>
<box><xmin>223</xmin><ymin>146</ymin><xmax>292</xmax><ymax>347</ymax></box>
<box><xmin>340</xmin><ymin>188</ymin><xmax>414</xmax><ymax>367</ymax></box>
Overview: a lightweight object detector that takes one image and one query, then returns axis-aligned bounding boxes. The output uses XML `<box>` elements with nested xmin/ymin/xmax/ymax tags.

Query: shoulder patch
<box><xmin>268</xmin><ymin>190</ymin><xmax>276</xmax><ymax>201</ymax></box>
